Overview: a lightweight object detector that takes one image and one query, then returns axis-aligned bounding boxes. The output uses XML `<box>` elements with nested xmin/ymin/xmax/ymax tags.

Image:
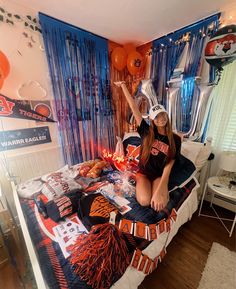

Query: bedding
<box><xmin>17</xmin><ymin>153</ymin><xmax>199</xmax><ymax>289</ymax></box>
<box><xmin>181</xmin><ymin>139</ymin><xmax>212</xmax><ymax>171</ymax></box>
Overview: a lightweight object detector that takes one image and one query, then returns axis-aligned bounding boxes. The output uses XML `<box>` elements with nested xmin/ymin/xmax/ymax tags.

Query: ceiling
<box><xmin>10</xmin><ymin>0</ymin><xmax>236</xmax><ymax>45</ymax></box>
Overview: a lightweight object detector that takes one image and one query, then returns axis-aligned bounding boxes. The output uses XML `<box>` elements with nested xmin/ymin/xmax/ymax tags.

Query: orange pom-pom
<box><xmin>69</xmin><ymin>223</ymin><xmax>131</xmax><ymax>289</ymax></box>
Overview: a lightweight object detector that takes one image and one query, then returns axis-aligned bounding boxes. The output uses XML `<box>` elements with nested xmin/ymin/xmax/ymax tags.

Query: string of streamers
<box><xmin>39</xmin><ymin>13</ymin><xmax>115</xmax><ymax>165</ymax></box>
<box><xmin>150</xmin><ymin>13</ymin><xmax>220</xmax><ymax>133</ymax></box>
<box><xmin>109</xmin><ymin>49</ymin><xmax>130</xmax><ymax>136</ymax></box>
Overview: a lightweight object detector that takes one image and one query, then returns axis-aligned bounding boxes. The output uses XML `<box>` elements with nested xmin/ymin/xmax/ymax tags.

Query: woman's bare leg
<box><xmin>136</xmin><ymin>173</ymin><xmax>152</xmax><ymax>206</ymax></box>
<box><xmin>151</xmin><ymin>177</ymin><xmax>169</xmax><ymax>211</ymax></box>
<box><xmin>152</xmin><ymin>177</ymin><xmax>161</xmax><ymax>195</ymax></box>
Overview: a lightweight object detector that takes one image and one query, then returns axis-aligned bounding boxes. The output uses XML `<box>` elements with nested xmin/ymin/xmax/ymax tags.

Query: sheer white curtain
<box><xmin>206</xmin><ymin>61</ymin><xmax>236</xmax><ymax>174</ymax></box>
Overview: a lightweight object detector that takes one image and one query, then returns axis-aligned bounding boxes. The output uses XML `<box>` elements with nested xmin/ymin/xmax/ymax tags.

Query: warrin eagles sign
<box><xmin>0</xmin><ymin>126</ymin><xmax>51</xmax><ymax>151</ymax></box>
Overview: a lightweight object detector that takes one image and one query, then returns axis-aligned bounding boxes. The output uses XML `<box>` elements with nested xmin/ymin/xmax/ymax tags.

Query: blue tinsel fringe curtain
<box><xmin>151</xmin><ymin>13</ymin><xmax>220</xmax><ymax>132</ymax></box>
<box><xmin>39</xmin><ymin>13</ymin><xmax>115</xmax><ymax>165</ymax></box>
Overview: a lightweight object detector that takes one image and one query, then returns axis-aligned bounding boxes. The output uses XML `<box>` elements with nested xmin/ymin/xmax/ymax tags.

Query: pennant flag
<box><xmin>138</xmin><ymin>254</ymin><xmax>148</xmax><ymax>272</ymax></box>
<box><xmin>134</xmin><ymin>221</ymin><xmax>148</xmax><ymax>239</ymax></box>
<box><xmin>165</xmin><ymin>217</ymin><xmax>172</xmax><ymax>232</ymax></box>
<box><xmin>153</xmin><ymin>255</ymin><xmax>159</xmax><ymax>271</ymax></box>
<box><xmin>144</xmin><ymin>258</ymin><xmax>153</xmax><ymax>275</ymax></box>
<box><xmin>131</xmin><ymin>249</ymin><xmax>142</xmax><ymax>269</ymax></box>
<box><xmin>119</xmin><ymin>219</ymin><xmax>134</xmax><ymax>234</ymax></box>
<box><xmin>0</xmin><ymin>93</ymin><xmax>56</xmax><ymax>122</ymax></box>
<box><xmin>158</xmin><ymin>219</ymin><xmax>166</xmax><ymax>234</ymax></box>
<box><xmin>170</xmin><ymin>208</ymin><xmax>177</xmax><ymax>222</ymax></box>
<box><xmin>148</xmin><ymin>224</ymin><xmax>158</xmax><ymax>241</ymax></box>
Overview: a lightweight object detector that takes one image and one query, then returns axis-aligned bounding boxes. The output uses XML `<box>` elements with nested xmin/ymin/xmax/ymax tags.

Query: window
<box><xmin>206</xmin><ymin>61</ymin><xmax>236</xmax><ymax>151</ymax></box>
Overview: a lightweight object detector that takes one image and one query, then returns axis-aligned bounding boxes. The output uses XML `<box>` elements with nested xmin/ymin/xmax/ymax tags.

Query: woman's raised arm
<box><xmin>114</xmin><ymin>81</ymin><xmax>142</xmax><ymax>126</ymax></box>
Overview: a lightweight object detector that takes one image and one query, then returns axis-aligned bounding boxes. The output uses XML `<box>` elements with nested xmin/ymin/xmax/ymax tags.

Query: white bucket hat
<box><xmin>149</xmin><ymin>104</ymin><xmax>167</xmax><ymax>120</ymax></box>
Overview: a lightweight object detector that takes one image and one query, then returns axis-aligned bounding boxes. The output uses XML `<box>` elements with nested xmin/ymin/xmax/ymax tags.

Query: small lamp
<box><xmin>219</xmin><ymin>151</ymin><xmax>236</xmax><ymax>188</ymax></box>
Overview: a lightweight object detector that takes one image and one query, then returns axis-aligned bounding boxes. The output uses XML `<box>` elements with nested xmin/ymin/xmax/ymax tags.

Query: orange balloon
<box><xmin>111</xmin><ymin>47</ymin><xmax>127</xmax><ymax>71</ymax></box>
<box><xmin>0</xmin><ymin>51</ymin><xmax>10</xmax><ymax>79</ymax></box>
<box><xmin>127</xmin><ymin>50</ymin><xmax>143</xmax><ymax>76</ymax></box>
<box><xmin>123</xmin><ymin>43</ymin><xmax>136</xmax><ymax>54</ymax></box>
<box><xmin>0</xmin><ymin>77</ymin><xmax>4</xmax><ymax>89</ymax></box>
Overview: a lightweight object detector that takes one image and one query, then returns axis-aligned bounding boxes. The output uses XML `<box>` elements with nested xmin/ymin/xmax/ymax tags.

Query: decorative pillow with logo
<box><xmin>123</xmin><ymin>132</ymin><xmax>141</xmax><ymax>164</ymax></box>
<box><xmin>111</xmin><ymin>132</ymin><xmax>141</xmax><ymax>172</ymax></box>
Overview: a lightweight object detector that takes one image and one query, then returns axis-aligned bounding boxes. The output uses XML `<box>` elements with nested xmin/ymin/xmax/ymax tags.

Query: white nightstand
<box><xmin>198</xmin><ymin>176</ymin><xmax>236</xmax><ymax>237</ymax></box>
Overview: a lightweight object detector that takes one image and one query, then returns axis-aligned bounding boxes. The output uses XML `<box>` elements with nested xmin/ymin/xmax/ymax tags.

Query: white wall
<box><xmin>0</xmin><ymin>0</ymin><xmax>64</xmax><ymax>214</ymax></box>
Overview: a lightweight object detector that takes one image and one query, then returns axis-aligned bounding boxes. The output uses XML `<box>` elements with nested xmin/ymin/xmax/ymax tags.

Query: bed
<box><xmin>11</xmin><ymin>137</ymin><xmax>212</xmax><ymax>289</ymax></box>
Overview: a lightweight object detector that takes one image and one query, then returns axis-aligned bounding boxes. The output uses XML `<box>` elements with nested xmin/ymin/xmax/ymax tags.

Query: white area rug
<box><xmin>198</xmin><ymin>242</ymin><xmax>236</xmax><ymax>289</ymax></box>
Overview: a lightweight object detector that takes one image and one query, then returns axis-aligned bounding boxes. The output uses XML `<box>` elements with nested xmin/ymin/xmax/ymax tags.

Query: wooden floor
<box><xmin>139</xmin><ymin>203</ymin><xmax>236</xmax><ymax>289</ymax></box>
<box><xmin>0</xmin><ymin>230</ymin><xmax>36</xmax><ymax>289</ymax></box>
<box><xmin>0</xmin><ymin>202</ymin><xmax>235</xmax><ymax>289</ymax></box>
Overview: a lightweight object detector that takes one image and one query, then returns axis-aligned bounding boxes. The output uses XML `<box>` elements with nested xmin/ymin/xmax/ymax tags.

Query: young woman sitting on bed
<box><xmin>115</xmin><ymin>81</ymin><xmax>181</xmax><ymax>212</ymax></box>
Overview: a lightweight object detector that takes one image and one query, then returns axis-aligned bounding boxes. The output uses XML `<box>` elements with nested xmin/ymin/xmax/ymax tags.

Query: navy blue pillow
<box><xmin>168</xmin><ymin>154</ymin><xmax>196</xmax><ymax>190</ymax></box>
<box><xmin>123</xmin><ymin>132</ymin><xmax>141</xmax><ymax>163</ymax></box>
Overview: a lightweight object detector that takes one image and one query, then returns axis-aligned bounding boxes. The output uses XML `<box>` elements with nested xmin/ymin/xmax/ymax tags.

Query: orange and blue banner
<box><xmin>0</xmin><ymin>93</ymin><xmax>55</xmax><ymax>122</ymax></box>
